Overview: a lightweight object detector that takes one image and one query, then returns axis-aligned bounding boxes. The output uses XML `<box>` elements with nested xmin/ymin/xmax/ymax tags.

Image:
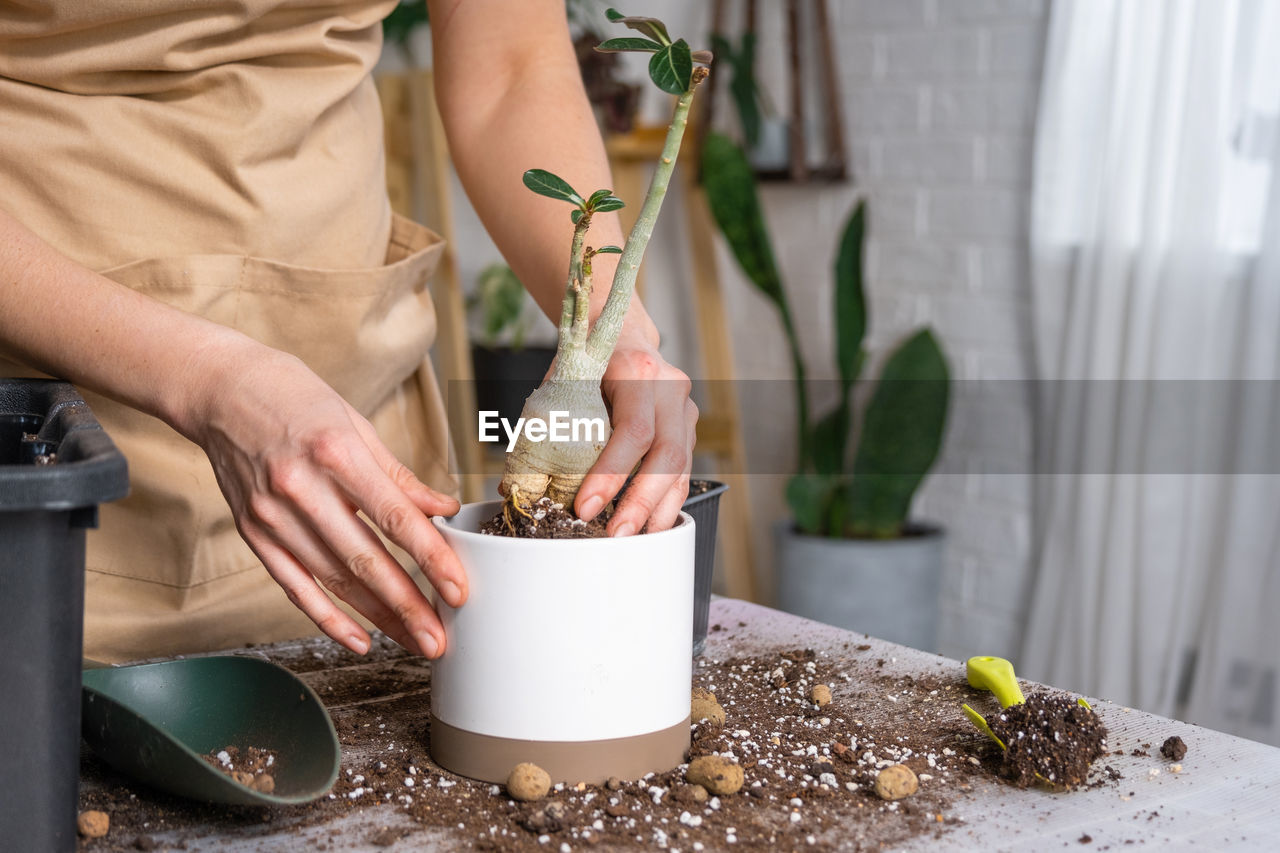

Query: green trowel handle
<box><xmin>966</xmin><ymin>656</ymin><xmax>1026</xmax><ymax>709</ymax></box>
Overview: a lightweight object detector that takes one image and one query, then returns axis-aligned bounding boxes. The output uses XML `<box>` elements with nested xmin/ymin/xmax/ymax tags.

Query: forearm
<box><xmin>428</xmin><ymin>0</ymin><xmax>659</xmax><ymax>348</ymax></box>
<box><xmin>0</xmin><ymin>206</ymin><xmax>251</xmax><ymax>436</ymax></box>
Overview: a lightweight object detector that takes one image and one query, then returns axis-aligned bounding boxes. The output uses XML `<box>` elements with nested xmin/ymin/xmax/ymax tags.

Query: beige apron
<box><xmin>0</xmin><ymin>1</ymin><xmax>458</xmax><ymax>662</ymax></box>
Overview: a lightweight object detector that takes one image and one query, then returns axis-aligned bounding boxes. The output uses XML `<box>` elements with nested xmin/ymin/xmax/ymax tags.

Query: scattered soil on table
<box><xmin>985</xmin><ymin>692</ymin><xmax>1108</xmax><ymax>789</ymax></box>
<box><xmin>78</xmin><ymin>635</ymin><xmax>1121</xmax><ymax>852</ymax></box>
<box><xmin>481</xmin><ymin>497</ymin><xmax>611</xmax><ymax>539</ymax></box>
<box><xmin>202</xmin><ymin>746</ymin><xmax>278</xmax><ymax>794</ymax></box>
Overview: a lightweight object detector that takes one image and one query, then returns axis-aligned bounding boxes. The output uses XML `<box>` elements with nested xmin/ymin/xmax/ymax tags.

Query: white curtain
<box><xmin>1024</xmin><ymin>0</ymin><xmax>1280</xmax><ymax>744</ymax></box>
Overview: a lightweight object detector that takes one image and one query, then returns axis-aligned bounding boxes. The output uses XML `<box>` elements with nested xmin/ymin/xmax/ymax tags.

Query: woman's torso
<box><xmin>0</xmin><ymin>1</ymin><xmax>458</xmax><ymax>661</ymax></box>
<box><xmin>0</xmin><ymin>0</ymin><xmax>398</xmax><ymax>270</ymax></box>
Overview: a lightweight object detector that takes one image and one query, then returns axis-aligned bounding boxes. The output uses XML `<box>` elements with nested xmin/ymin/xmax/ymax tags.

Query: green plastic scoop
<box><xmin>961</xmin><ymin>655</ymin><xmax>1092</xmax><ymax>753</ymax></box>
<box><xmin>82</xmin><ymin>656</ymin><xmax>341</xmax><ymax>805</ymax></box>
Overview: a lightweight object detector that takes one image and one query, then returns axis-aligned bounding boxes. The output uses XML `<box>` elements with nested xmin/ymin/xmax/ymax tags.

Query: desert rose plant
<box><xmin>493</xmin><ymin>9</ymin><xmax>710</xmax><ymax>532</ymax></box>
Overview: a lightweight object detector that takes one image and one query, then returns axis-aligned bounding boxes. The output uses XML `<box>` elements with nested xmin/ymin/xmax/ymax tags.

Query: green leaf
<box><xmin>570</xmin><ymin>208</ymin><xmax>585</xmax><ymax>225</ymax></box>
<box><xmin>810</xmin><ymin>402</ymin><xmax>850</xmax><ymax>477</ymax></box>
<box><xmin>786</xmin><ymin>474</ymin><xmax>837</xmax><ymax>536</ymax></box>
<box><xmin>648</xmin><ymin>39</ymin><xmax>693</xmax><ymax>95</ymax></box>
<box><xmin>848</xmin><ymin>329</ymin><xmax>950</xmax><ymax>537</ymax></box>
<box><xmin>595</xmin><ymin>245</ymin><xmax>622</xmax><ymax>254</ymax></box>
<box><xmin>592</xmin><ymin>196</ymin><xmax>626</xmax><ymax>212</ymax></box>
<box><xmin>834</xmin><ymin>201</ymin><xmax>868</xmax><ymax>394</ymax></box>
<box><xmin>586</xmin><ymin>189</ymin><xmax>614</xmax><ymax>207</ymax></box>
<box><xmin>522</xmin><ymin>169</ymin><xmax>585</xmax><ymax>206</ymax></box>
<box><xmin>604</xmin><ymin>7</ymin><xmax>673</xmax><ymax>43</ymax></box>
<box><xmin>700</xmin><ymin>133</ymin><xmax>786</xmax><ymax>310</ymax></box>
<box><xmin>595</xmin><ymin>37</ymin><xmax>663</xmax><ymax>53</ymax></box>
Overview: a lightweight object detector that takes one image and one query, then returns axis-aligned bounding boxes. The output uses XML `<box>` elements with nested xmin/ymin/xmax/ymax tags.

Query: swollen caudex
<box><xmin>499</xmin><ymin>380</ymin><xmax>612</xmax><ymax>508</ymax></box>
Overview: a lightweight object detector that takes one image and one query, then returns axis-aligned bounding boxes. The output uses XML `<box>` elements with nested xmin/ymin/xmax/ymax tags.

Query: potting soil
<box><xmin>76</xmin><ymin>637</ymin><xmax>1128</xmax><ymax>852</ymax></box>
<box><xmin>986</xmin><ymin>693</ymin><xmax>1108</xmax><ymax>789</ymax></box>
<box><xmin>201</xmin><ymin>746</ymin><xmax>278</xmax><ymax>794</ymax></box>
<box><xmin>481</xmin><ymin>496</ymin><xmax>611</xmax><ymax>539</ymax></box>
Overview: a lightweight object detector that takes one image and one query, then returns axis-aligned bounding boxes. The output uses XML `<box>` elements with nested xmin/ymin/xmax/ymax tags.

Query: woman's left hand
<box><xmin>573</xmin><ymin>336</ymin><xmax>698</xmax><ymax>535</ymax></box>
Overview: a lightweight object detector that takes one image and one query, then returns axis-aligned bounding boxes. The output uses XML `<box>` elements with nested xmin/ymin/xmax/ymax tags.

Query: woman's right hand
<box><xmin>177</xmin><ymin>335</ymin><xmax>467</xmax><ymax>658</ymax></box>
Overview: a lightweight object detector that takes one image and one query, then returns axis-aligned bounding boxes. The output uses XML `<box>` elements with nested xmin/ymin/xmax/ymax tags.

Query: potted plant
<box><xmin>701</xmin><ymin>132</ymin><xmax>951</xmax><ymax>652</ymax></box>
<box><xmin>468</xmin><ymin>263</ymin><xmax>557</xmax><ymax>428</ymax></box>
<box><xmin>430</xmin><ymin>9</ymin><xmax>712</xmax><ymax>785</ymax></box>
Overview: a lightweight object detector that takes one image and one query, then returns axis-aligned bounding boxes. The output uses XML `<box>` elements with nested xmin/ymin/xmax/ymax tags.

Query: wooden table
<box><xmin>79</xmin><ymin>600</ymin><xmax>1280</xmax><ymax>851</ymax></box>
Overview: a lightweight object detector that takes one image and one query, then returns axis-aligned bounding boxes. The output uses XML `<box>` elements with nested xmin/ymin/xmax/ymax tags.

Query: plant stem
<box><xmin>557</xmin><ymin>216</ymin><xmax>592</xmax><ymax>354</ymax></box>
<box><xmin>585</xmin><ymin>74</ymin><xmax>704</xmax><ymax>364</ymax></box>
<box><xmin>573</xmin><ymin>252</ymin><xmax>594</xmax><ymax>345</ymax></box>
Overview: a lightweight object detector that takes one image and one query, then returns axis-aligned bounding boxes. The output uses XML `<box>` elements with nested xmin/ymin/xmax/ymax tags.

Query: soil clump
<box><xmin>986</xmin><ymin>692</ymin><xmax>1108</xmax><ymax>788</ymax></box>
<box><xmin>1160</xmin><ymin>736</ymin><xmax>1187</xmax><ymax>762</ymax></box>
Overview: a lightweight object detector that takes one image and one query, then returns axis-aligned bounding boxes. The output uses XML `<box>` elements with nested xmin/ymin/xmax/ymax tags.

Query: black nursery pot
<box><xmin>0</xmin><ymin>380</ymin><xmax>128</xmax><ymax>851</ymax></box>
<box><xmin>470</xmin><ymin>344</ymin><xmax>557</xmax><ymax>426</ymax></box>
<box><xmin>681</xmin><ymin>479</ymin><xmax>728</xmax><ymax>656</ymax></box>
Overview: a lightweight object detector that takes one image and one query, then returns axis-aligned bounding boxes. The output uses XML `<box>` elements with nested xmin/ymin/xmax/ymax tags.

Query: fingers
<box><xmin>257</xmin><ymin>505</ymin><xmax>429</xmax><ymax>656</ymax></box>
<box><xmin>644</xmin><ymin>399</ymin><xmax>699</xmax><ymax>531</ymax></box>
<box><xmin>237</xmin><ymin>525</ymin><xmax>372</xmax><ymax>655</ymax></box>
<box><xmin>248</xmin><ymin>422</ymin><xmax>464</xmax><ymax>658</ymax></box>
<box><xmin>302</xmin><ymin>489</ymin><xmax>448</xmax><ymax>657</ymax></box>
<box><xmin>575</xmin><ymin>379</ymin><xmax>655</xmax><ymax>524</ymax></box>
<box><xmin>347</xmin><ymin>405</ymin><xmax>461</xmax><ymax>518</ymax></box>
<box><xmin>607</xmin><ymin>381</ymin><xmax>694</xmax><ymax>535</ymax></box>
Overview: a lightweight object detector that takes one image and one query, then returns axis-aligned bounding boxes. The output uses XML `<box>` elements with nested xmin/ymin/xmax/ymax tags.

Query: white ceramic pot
<box><xmin>430</xmin><ymin>501</ymin><xmax>695</xmax><ymax>784</ymax></box>
<box><xmin>775</xmin><ymin>520</ymin><xmax>945</xmax><ymax>652</ymax></box>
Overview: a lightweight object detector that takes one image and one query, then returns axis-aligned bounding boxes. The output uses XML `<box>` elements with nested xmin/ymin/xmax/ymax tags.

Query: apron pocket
<box><xmin>87</xmin><ymin>214</ymin><xmax>449</xmax><ymax>590</ymax></box>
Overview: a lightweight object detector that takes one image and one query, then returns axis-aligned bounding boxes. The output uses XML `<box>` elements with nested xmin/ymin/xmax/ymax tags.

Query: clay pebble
<box><xmin>673</xmin><ymin>783</ymin><xmax>709</xmax><ymax>805</ymax></box>
<box><xmin>690</xmin><ymin>687</ymin><xmax>726</xmax><ymax>726</ymax></box>
<box><xmin>77</xmin><ymin>810</ymin><xmax>110</xmax><ymax>839</ymax></box>
<box><xmin>507</xmin><ymin>763</ymin><xmax>552</xmax><ymax>802</ymax></box>
<box><xmin>810</xmin><ymin>684</ymin><xmax>833</xmax><ymax>707</ymax></box>
<box><xmin>686</xmin><ymin>755</ymin><xmax>744</xmax><ymax>795</ymax></box>
<box><xmin>874</xmin><ymin>764</ymin><xmax>919</xmax><ymax>801</ymax></box>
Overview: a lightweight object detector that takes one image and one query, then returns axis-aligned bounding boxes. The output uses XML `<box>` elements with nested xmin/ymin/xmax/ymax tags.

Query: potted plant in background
<box><xmin>701</xmin><ymin>133</ymin><xmax>951</xmax><ymax>652</ymax></box>
<box><xmin>468</xmin><ymin>263</ymin><xmax>558</xmax><ymax>430</ymax></box>
<box><xmin>430</xmin><ymin>9</ymin><xmax>713</xmax><ymax>786</ymax></box>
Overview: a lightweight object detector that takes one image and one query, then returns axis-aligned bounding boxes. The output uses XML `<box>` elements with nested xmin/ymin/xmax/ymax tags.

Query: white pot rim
<box><xmin>436</xmin><ymin>499</ymin><xmax>693</xmax><ymax>546</ymax></box>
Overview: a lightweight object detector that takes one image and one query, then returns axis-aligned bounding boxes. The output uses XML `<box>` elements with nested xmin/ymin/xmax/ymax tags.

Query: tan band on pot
<box><xmin>429</xmin><ymin>715</ymin><xmax>691</xmax><ymax>785</ymax></box>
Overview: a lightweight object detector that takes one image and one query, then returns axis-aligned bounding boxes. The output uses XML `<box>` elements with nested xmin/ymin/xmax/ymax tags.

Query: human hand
<box><xmin>573</xmin><ymin>335</ymin><xmax>698</xmax><ymax>535</ymax></box>
<box><xmin>179</xmin><ymin>339</ymin><xmax>466</xmax><ymax>658</ymax></box>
